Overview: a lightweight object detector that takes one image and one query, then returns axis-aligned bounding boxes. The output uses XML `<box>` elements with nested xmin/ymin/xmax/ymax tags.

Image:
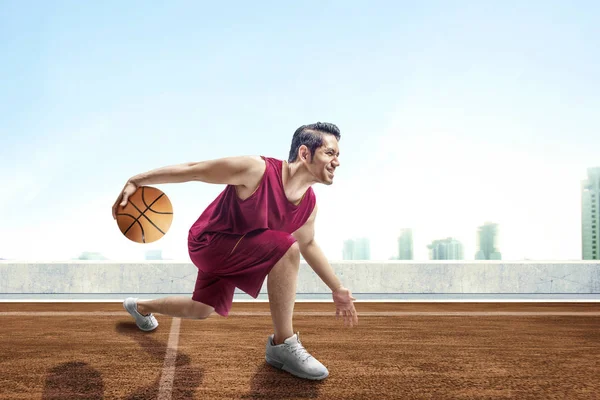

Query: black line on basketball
<box><xmin>128</xmin><ymin>192</ymin><xmax>168</xmax><ymax>236</ymax></box>
<box><xmin>116</xmin><ymin>212</ymin><xmax>137</xmax><ymax>218</ymax></box>
<box><xmin>149</xmin><ymin>208</ymin><xmax>172</xmax><ymax>214</ymax></box>
<box><xmin>127</xmin><ymin>198</ymin><xmax>144</xmax><ymax>212</ymax></box>
<box><xmin>142</xmin><ymin>188</ymin><xmax>173</xmax><ymax>214</ymax></box>
<box><xmin>117</xmin><ymin>213</ymin><xmax>140</xmax><ymax>236</ymax></box>
<box><xmin>128</xmin><ymin>200</ymin><xmax>144</xmax><ymax>215</ymax></box>
<box><xmin>124</xmin><ymin>217</ymin><xmax>145</xmax><ymax>242</ymax></box>
<box><xmin>141</xmin><ymin>214</ymin><xmax>166</xmax><ymax>235</ymax></box>
<box><xmin>119</xmin><ymin>204</ymin><xmax>149</xmax><ymax>239</ymax></box>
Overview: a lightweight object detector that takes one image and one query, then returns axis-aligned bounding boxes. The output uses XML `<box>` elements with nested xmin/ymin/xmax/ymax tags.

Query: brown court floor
<box><xmin>0</xmin><ymin>302</ymin><xmax>599</xmax><ymax>400</ymax></box>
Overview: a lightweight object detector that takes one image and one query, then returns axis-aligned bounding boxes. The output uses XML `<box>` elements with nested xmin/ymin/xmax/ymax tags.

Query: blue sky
<box><xmin>1</xmin><ymin>1</ymin><xmax>599</xmax><ymax>261</ymax></box>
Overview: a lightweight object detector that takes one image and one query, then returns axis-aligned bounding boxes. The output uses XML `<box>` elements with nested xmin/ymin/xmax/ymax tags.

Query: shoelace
<box><xmin>287</xmin><ymin>341</ymin><xmax>312</xmax><ymax>362</ymax></box>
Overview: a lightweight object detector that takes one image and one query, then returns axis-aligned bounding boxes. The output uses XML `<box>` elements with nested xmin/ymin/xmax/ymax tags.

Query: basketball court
<box><xmin>1</xmin><ymin>301</ymin><xmax>599</xmax><ymax>399</ymax></box>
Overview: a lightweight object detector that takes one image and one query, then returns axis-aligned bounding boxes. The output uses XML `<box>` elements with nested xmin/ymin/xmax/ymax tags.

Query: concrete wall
<box><xmin>1</xmin><ymin>261</ymin><xmax>599</xmax><ymax>294</ymax></box>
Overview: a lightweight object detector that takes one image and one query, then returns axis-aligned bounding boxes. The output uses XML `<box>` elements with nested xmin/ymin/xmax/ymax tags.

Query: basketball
<box><xmin>115</xmin><ymin>186</ymin><xmax>173</xmax><ymax>243</ymax></box>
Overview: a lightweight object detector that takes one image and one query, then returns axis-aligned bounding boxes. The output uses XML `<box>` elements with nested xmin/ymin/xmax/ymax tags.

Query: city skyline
<box><xmin>398</xmin><ymin>229</ymin><xmax>414</xmax><ymax>261</ymax></box>
<box><xmin>343</xmin><ymin>238</ymin><xmax>371</xmax><ymax>261</ymax></box>
<box><xmin>49</xmin><ymin>209</ymin><xmax>590</xmax><ymax>262</ymax></box>
<box><xmin>1</xmin><ymin>2</ymin><xmax>599</xmax><ymax>262</ymax></box>
<box><xmin>428</xmin><ymin>238</ymin><xmax>465</xmax><ymax>261</ymax></box>
<box><xmin>0</xmin><ymin>193</ymin><xmax>595</xmax><ymax>261</ymax></box>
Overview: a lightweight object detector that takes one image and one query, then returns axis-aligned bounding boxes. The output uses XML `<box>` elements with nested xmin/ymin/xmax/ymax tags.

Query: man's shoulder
<box><xmin>258</xmin><ymin>156</ymin><xmax>285</xmax><ymax>174</ymax></box>
<box><xmin>260</xmin><ymin>155</ymin><xmax>283</xmax><ymax>164</ymax></box>
<box><xmin>236</xmin><ymin>155</ymin><xmax>272</xmax><ymax>172</ymax></box>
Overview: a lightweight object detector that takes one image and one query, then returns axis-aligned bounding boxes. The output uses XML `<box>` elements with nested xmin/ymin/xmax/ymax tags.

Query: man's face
<box><xmin>306</xmin><ymin>134</ymin><xmax>340</xmax><ymax>185</ymax></box>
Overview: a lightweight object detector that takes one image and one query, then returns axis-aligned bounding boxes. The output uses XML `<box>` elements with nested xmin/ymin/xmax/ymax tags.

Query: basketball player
<box><xmin>112</xmin><ymin>122</ymin><xmax>358</xmax><ymax>380</ymax></box>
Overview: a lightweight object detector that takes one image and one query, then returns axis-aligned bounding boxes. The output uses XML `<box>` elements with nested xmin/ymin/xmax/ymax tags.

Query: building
<box><xmin>428</xmin><ymin>237</ymin><xmax>464</xmax><ymax>260</ymax></box>
<box><xmin>582</xmin><ymin>167</ymin><xmax>600</xmax><ymax>260</ymax></box>
<box><xmin>145</xmin><ymin>250</ymin><xmax>163</xmax><ymax>260</ymax></box>
<box><xmin>343</xmin><ymin>238</ymin><xmax>371</xmax><ymax>260</ymax></box>
<box><xmin>397</xmin><ymin>229</ymin><xmax>414</xmax><ymax>260</ymax></box>
<box><xmin>77</xmin><ymin>251</ymin><xmax>107</xmax><ymax>260</ymax></box>
<box><xmin>475</xmin><ymin>222</ymin><xmax>501</xmax><ymax>260</ymax></box>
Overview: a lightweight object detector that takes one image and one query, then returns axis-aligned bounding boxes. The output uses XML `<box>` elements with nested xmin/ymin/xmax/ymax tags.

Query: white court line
<box><xmin>0</xmin><ymin>311</ymin><xmax>598</xmax><ymax>316</ymax></box>
<box><xmin>157</xmin><ymin>317</ymin><xmax>181</xmax><ymax>400</ymax></box>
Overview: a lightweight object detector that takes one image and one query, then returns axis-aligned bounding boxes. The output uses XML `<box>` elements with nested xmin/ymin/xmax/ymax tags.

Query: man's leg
<box><xmin>264</xmin><ymin>241</ymin><xmax>329</xmax><ymax>380</ymax></box>
<box><xmin>267</xmin><ymin>242</ymin><xmax>300</xmax><ymax>345</ymax></box>
<box><xmin>137</xmin><ymin>296</ymin><xmax>214</xmax><ymax>319</ymax></box>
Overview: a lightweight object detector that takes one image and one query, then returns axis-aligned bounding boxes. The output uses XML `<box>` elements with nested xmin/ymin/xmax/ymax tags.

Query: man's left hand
<box><xmin>332</xmin><ymin>286</ymin><xmax>358</xmax><ymax>327</ymax></box>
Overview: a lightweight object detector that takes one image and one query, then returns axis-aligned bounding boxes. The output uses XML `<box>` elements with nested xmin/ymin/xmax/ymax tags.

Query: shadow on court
<box><xmin>241</xmin><ymin>363</ymin><xmax>323</xmax><ymax>399</ymax></box>
<box><xmin>115</xmin><ymin>321</ymin><xmax>204</xmax><ymax>400</ymax></box>
<box><xmin>42</xmin><ymin>361</ymin><xmax>104</xmax><ymax>400</ymax></box>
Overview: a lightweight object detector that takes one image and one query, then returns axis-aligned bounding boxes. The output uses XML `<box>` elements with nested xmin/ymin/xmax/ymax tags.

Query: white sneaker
<box><xmin>265</xmin><ymin>332</ymin><xmax>329</xmax><ymax>380</ymax></box>
<box><xmin>123</xmin><ymin>297</ymin><xmax>159</xmax><ymax>332</ymax></box>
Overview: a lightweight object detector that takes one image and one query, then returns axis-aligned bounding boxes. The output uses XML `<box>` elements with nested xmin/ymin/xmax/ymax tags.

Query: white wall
<box><xmin>1</xmin><ymin>261</ymin><xmax>599</xmax><ymax>295</ymax></box>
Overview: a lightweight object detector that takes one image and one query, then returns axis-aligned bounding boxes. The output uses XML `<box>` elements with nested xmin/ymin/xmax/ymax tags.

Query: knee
<box><xmin>187</xmin><ymin>301</ymin><xmax>214</xmax><ymax>320</ymax></box>
<box><xmin>285</xmin><ymin>242</ymin><xmax>300</xmax><ymax>265</ymax></box>
<box><xmin>190</xmin><ymin>308</ymin><xmax>212</xmax><ymax>320</ymax></box>
<box><xmin>192</xmin><ymin>312</ymin><xmax>211</xmax><ymax>320</ymax></box>
<box><xmin>271</xmin><ymin>241</ymin><xmax>300</xmax><ymax>275</ymax></box>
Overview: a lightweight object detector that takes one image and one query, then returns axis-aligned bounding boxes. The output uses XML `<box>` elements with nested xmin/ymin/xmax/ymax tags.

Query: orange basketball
<box><xmin>115</xmin><ymin>186</ymin><xmax>173</xmax><ymax>244</ymax></box>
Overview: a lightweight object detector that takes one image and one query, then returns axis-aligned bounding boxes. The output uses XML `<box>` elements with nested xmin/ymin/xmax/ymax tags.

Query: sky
<box><xmin>1</xmin><ymin>0</ymin><xmax>599</xmax><ymax>262</ymax></box>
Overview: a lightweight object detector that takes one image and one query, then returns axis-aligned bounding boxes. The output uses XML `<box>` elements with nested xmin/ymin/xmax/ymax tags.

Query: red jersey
<box><xmin>188</xmin><ymin>156</ymin><xmax>316</xmax><ymax>239</ymax></box>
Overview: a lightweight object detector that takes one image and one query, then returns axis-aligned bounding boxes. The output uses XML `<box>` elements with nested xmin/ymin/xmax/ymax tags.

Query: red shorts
<box><xmin>187</xmin><ymin>229</ymin><xmax>296</xmax><ymax>317</ymax></box>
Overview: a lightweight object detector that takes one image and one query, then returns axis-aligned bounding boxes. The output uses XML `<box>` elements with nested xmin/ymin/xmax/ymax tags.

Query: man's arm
<box><xmin>293</xmin><ymin>205</ymin><xmax>342</xmax><ymax>291</ymax></box>
<box><xmin>112</xmin><ymin>155</ymin><xmax>265</xmax><ymax>219</ymax></box>
<box><xmin>294</xmin><ymin>205</ymin><xmax>358</xmax><ymax>327</ymax></box>
<box><xmin>129</xmin><ymin>156</ymin><xmax>265</xmax><ymax>188</ymax></box>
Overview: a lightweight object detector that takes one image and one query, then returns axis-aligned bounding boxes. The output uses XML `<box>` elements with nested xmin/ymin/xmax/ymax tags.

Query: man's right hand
<box><xmin>112</xmin><ymin>181</ymin><xmax>138</xmax><ymax>219</ymax></box>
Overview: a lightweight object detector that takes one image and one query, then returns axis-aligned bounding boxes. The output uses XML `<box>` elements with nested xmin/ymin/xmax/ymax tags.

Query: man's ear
<box><xmin>299</xmin><ymin>145</ymin><xmax>310</xmax><ymax>162</ymax></box>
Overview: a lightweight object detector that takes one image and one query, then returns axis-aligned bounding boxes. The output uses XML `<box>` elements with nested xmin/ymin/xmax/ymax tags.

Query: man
<box><xmin>112</xmin><ymin>122</ymin><xmax>358</xmax><ymax>380</ymax></box>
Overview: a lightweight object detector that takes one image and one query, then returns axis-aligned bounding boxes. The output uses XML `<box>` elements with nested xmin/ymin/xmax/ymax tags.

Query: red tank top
<box><xmin>188</xmin><ymin>156</ymin><xmax>316</xmax><ymax>238</ymax></box>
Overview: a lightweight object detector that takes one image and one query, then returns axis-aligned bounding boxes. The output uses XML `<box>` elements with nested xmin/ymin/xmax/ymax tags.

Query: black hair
<box><xmin>287</xmin><ymin>122</ymin><xmax>341</xmax><ymax>163</ymax></box>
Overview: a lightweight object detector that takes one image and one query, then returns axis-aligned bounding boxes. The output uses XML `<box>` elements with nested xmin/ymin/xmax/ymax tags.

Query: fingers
<box><xmin>337</xmin><ymin>315</ymin><xmax>355</xmax><ymax>327</ymax></box>
<box><xmin>333</xmin><ymin>293</ymin><xmax>358</xmax><ymax>327</ymax></box>
<box><xmin>112</xmin><ymin>197</ymin><xmax>121</xmax><ymax>220</ymax></box>
<box><xmin>112</xmin><ymin>191</ymin><xmax>124</xmax><ymax>220</ymax></box>
<box><xmin>120</xmin><ymin>192</ymin><xmax>129</xmax><ymax>207</ymax></box>
<box><xmin>113</xmin><ymin>183</ymin><xmax>133</xmax><ymax>219</ymax></box>
<box><xmin>341</xmin><ymin>309</ymin><xmax>357</xmax><ymax>328</ymax></box>
<box><xmin>346</xmin><ymin>308</ymin><xmax>357</xmax><ymax>327</ymax></box>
